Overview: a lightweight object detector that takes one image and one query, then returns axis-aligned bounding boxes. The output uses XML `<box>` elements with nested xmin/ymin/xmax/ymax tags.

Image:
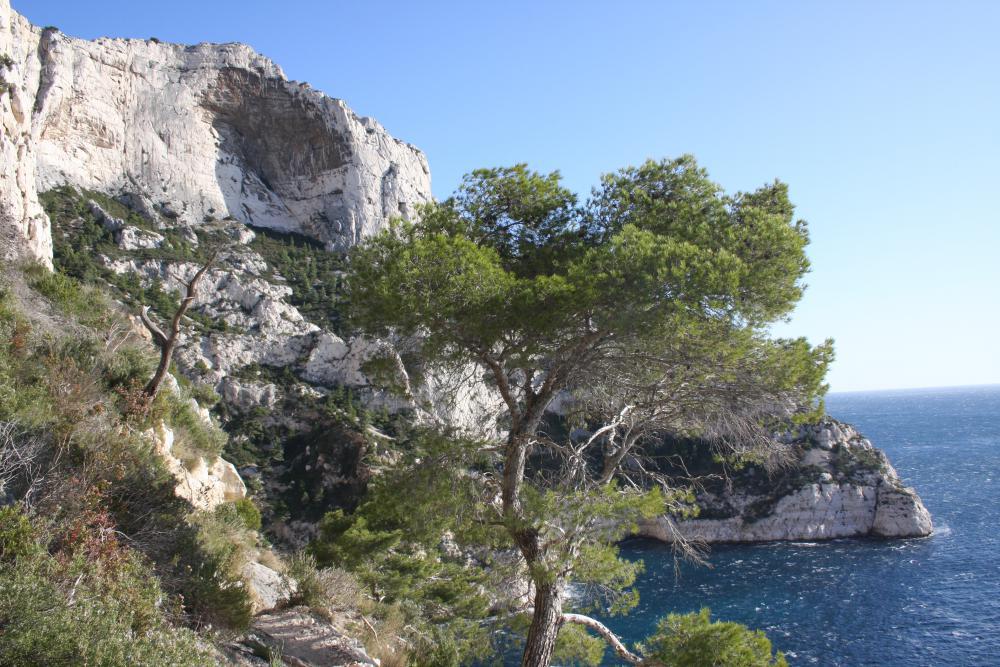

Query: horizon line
<box><xmin>829</xmin><ymin>382</ymin><xmax>1000</xmax><ymax>395</ymax></box>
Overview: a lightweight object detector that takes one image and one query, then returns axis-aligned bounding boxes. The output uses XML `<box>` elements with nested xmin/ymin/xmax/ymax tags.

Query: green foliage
<box><xmin>0</xmin><ymin>273</ymin><xmax>255</xmax><ymax>644</ymax></box>
<box><xmin>348</xmin><ymin>157</ymin><xmax>831</xmax><ymax>376</ymax></box>
<box><xmin>286</xmin><ymin>551</ymin><xmax>332</xmax><ymax>609</ymax></box>
<box><xmin>154</xmin><ymin>388</ymin><xmax>228</xmax><ymax>461</ymax></box>
<box><xmin>307</xmin><ymin>430</ymin><xmax>499</xmax><ymax>665</ymax></box>
<box><xmin>640</xmin><ymin>608</ymin><xmax>788</xmax><ymax>667</ymax></box>
<box><xmin>40</xmin><ymin>186</ymin><xmax>233</xmax><ymax>334</ymax></box>
<box><xmin>0</xmin><ymin>52</ymin><xmax>14</xmax><ymax>69</ymax></box>
<box><xmin>22</xmin><ymin>262</ymin><xmax>113</xmax><ymax>327</ymax></box>
<box><xmin>553</xmin><ymin>622</ymin><xmax>607</xmax><ymax>666</ymax></box>
<box><xmin>346</xmin><ymin>158</ymin><xmax>829</xmax><ymax>664</ymax></box>
<box><xmin>229</xmin><ymin>497</ymin><xmax>263</xmax><ymax>531</ymax></box>
<box><xmin>249</xmin><ymin>225</ymin><xmax>346</xmax><ymax>333</ymax></box>
<box><xmin>0</xmin><ymin>507</ymin><xmax>215</xmax><ymax>666</ymax></box>
<box><xmin>177</xmin><ymin>536</ymin><xmax>254</xmax><ymax>632</ymax></box>
<box><xmin>104</xmin><ymin>344</ymin><xmax>157</xmax><ymax>390</ymax></box>
<box><xmin>0</xmin><ymin>506</ymin><xmax>40</xmax><ymax>563</ymax></box>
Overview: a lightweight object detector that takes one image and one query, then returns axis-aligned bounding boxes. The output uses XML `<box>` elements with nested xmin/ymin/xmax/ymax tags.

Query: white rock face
<box><xmin>0</xmin><ymin>0</ymin><xmax>430</xmax><ymax>256</ymax></box>
<box><xmin>243</xmin><ymin>560</ymin><xmax>296</xmax><ymax>615</ymax></box>
<box><xmin>0</xmin><ymin>1</ymin><xmax>52</xmax><ymax>266</ymax></box>
<box><xmin>639</xmin><ymin>419</ymin><xmax>933</xmax><ymax>543</ymax></box>
<box><xmin>872</xmin><ymin>484</ymin><xmax>934</xmax><ymax>538</ymax></box>
<box><xmin>148</xmin><ymin>421</ymin><xmax>246</xmax><ymax>511</ymax></box>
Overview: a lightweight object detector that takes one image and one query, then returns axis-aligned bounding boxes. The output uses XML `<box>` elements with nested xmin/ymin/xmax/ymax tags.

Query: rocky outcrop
<box><xmin>148</xmin><ymin>420</ymin><xmax>246</xmax><ymax>511</ymax></box>
<box><xmin>242</xmin><ymin>560</ymin><xmax>296</xmax><ymax>615</ymax></box>
<box><xmin>94</xmin><ymin>217</ymin><xmax>502</xmax><ymax>438</ymax></box>
<box><xmin>639</xmin><ymin>419</ymin><xmax>933</xmax><ymax>544</ymax></box>
<box><xmin>2</xmin><ymin>0</ymin><xmax>501</xmax><ymax>441</ymax></box>
<box><xmin>0</xmin><ymin>0</ymin><xmax>430</xmax><ymax>258</ymax></box>
<box><xmin>0</xmin><ymin>1</ymin><xmax>52</xmax><ymax>266</ymax></box>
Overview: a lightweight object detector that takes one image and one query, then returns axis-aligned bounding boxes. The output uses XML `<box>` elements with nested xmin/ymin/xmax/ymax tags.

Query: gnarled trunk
<box><xmin>521</xmin><ymin>582</ymin><xmax>563</xmax><ymax>667</ymax></box>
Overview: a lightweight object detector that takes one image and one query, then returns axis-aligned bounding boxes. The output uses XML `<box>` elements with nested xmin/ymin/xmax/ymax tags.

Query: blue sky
<box><xmin>14</xmin><ymin>1</ymin><xmax>1000</xmax><ymax>392</ymax></box>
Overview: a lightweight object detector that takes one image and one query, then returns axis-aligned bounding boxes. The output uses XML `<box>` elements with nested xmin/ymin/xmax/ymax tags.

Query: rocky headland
<box><xmin>640</xmin><ymin>419</ymin><xmax>932</xmax><ymax>544</ymax></box>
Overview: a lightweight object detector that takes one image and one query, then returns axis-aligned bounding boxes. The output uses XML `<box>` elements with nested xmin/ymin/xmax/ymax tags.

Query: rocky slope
<box><xmin>639</xmin><ymin>419</ymin><xmax>933</xmax><ymax>544</ymax></box>
<box><xmin>1</xmin><ymin>0</ymin><xmax>498</xmax><ymax>543</ymax></box>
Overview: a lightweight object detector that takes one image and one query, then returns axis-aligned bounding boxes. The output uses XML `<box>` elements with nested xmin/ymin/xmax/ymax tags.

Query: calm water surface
<box><xmin>602</xmin><ymin>385</ymin><xmax>1000</xmax><ymax>666</ymax></box>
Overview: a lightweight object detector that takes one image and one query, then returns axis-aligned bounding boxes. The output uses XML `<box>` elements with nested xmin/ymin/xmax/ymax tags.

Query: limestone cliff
<box><xmin>639</xmin><ymin>419</ymin><xmax>933</xmax><ymax>544</ymax></box>
<box><xmin>0</xmin><ymin>1</ymin><xmax>51</xmax><ymax>266</ymax></box>
<box><xmin>2</xmin><ymin>0</ymin><xmax>500</xmax><ymax>539</ymax></box>
<box><xmin>0</xmin><ymin>0</ymin><xmax>430</xmax><ymax>256</ymax></box>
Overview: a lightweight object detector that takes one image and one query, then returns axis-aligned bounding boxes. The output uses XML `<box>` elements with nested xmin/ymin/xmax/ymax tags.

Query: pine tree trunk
<box><xmin>521</xmin><ymin>582</ymin><xmax>563</xmax><ymax>667</ymax></box>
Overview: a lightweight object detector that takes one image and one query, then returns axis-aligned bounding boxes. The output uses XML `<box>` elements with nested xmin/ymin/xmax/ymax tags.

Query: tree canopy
<box><xmin>345</xmin><ymin>155</ymin><xmax>833</xmax><ymax>666</ymax></box>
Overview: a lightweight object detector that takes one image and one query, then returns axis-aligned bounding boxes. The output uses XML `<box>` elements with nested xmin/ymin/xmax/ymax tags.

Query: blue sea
<box><xmin>600</xmin><ymin>385</ymin><xmax>1000</xmax><ymax>666</ymax></box>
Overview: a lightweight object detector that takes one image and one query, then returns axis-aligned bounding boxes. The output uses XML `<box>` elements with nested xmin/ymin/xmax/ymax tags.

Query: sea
<box><xmin>600</xmin><ymin>384</ymin><xmax>1000</xmax><ymax>666</ymax></box>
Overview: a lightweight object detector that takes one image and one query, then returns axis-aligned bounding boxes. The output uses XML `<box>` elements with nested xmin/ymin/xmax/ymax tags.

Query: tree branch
<box><xmin>141</xmin><ymin>251</ymin><xmax>218</xmax><ymax>399</ymax></box>
<box><xmin>138</xmin><ymin>306</ymin><xmax>168</xmax><ymax>347</ymax></box>
<box><xmin>560</xmin><ymin>613</ymin><xmax>657</xmax><ymax>665</ymax></box>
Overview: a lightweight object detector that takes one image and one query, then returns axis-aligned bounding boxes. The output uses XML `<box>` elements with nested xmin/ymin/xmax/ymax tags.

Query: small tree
<box><xmin>138</xmin><ymin>252</ymin><xmax>216</xmax><ymax>399</ymax></box>
<box><xmin>640</xmin><ymin>608</ymin><xmax>788</xmax><ymax>666</ymax></box>
<box><xmin>346</xmin><ymin>156</ymin><xmax>832</xmax><ymax>666</ymax></box>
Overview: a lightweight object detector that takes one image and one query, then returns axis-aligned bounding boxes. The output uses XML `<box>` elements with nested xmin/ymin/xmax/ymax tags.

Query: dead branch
<box><xmin>560</xmin><ymin>612</ymin><xmax>661</xmax><ymax>665</ymax></box>
<box><xmin>139</xmin><ymin>251</ymin><xmax>217</xmax><ymax>399</ymax></box>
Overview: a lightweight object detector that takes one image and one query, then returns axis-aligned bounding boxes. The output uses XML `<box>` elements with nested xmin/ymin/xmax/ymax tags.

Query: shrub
<box><xmin>0</xmin><ymin>508</ymin><xmax>216</xmax><ymax>666</ymax></box>
<box><xmin>24</xmin><ymin>262</ymin><xmax>111</xmax><ymax>326</ymax></box>
<box><xmin>640</xmin><ymin>608</ymin><xmax>788</xmax><ymax>667</ymax></box>
<box><xmin>152</xmin><ymin>389</ymin><xmax>227</xmax><ymax>461</ymax></box>
<box><xmin>233</xmin><ymin>497</ymin><xmax>262</xmax><ymax>531</ymax></box>
<box><xmin>286</xmin><ymin>551</ymin><xmax>366</xmax><ymax>614</ymax></box>
<box><xmin>178</xmin><ymin>511</ymin><xmax>256</xmax><ymax>631</ymax></box>
<box><xmin>0</xmin><ymin>275</ymin><xmax>256</xmax><ymax>640</ymax></box>
<box><xmin>104</xmin><ymin>344</ymin><xmax>156</xmax><ymax>390</ymax></box>
<box><xmin>213</xmin><ymin>497</ymin><xmax>262</xmax><ymax>533</ymax></box>
<box><xmin>0</xmin><ymin>505</ymin><xmax>39</xmax><ymax>562</ymax></box>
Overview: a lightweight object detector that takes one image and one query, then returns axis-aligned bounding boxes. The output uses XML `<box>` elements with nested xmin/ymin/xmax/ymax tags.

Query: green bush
<box><xmin>152</xmin><ymin>389</ymin><xmax>227</xmax><ymax>461</ymax></box>
<box><xmin>0</xmin><ymin>506</ymin><xmax>40</xmax><ymax>563</ymax></box>
<box><xmin>234</xmin><ymin>497</ymin><xmax>263</xmax><ymax>531</ymax></box>
<box><xmin>640</xmin><ymin>608</ymin><xmax>788</xmax><ymax>667</ymax></box>
<box><xmin>23</xmin><ymin>262</ymin><xmax>111</xmax><ymax>326</ymax></box>
<box><xmin>0</xmin><ymin>271</ymin><xmax>258</xmax><ymax>642</ymax></box>
<box><xmin>249</xmin><ymin>225</ymin><xmax>346</xmax><ymax>333</ymax></box>
<box><xmin>214</xmin><ymin>497</ymin><xmax>263</xmax><ymax>532</ymax></box>
<box><xmin>0</xmin><ymin>508</ymin><xmax>216</xmax><ymax>666</ymax></box>
<box><xmin>178</xmin><ymin>511</ymin><xmax>256</xmax><ymax>631</ymax></box>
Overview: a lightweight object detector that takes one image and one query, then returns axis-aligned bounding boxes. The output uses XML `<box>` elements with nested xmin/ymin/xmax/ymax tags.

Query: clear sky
<box><xmin>13</xmin><ymin>1</ymin><xmax>1000</xmax><ymax>392</ymax></box>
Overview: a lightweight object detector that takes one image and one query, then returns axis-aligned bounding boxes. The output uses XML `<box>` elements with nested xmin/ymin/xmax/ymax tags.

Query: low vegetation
<box><xmin>0</xmin><ymin>268</ymin><xmax>259</xmax><ymax>663</ymax></box>
<box><xmin>640</xmin><ymin>608</ymin><xmax>788</xmax><ymax>666</ymax></box>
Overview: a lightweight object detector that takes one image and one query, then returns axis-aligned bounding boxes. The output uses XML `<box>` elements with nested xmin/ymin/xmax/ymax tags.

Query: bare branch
<box><xmin>137</xmin><ymin>306</ymin><xmax>168</xmax><ymax>347</ymax></box>
<box><xmin>560</xmin><ymin>613</ymin><xmax>656</xmax><ymax>665</ymax></box>
<box><xmin>142</xmin><ymin>251</ymin><xmax>218</xmax><ymax>398</ymax></box>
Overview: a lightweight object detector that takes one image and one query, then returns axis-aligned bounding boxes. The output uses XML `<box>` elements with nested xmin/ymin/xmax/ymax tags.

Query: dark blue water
<box><xmin>604</xmin><ymin>385</ymin><xmax>1000</xmax><ymax>666</ymax></box>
